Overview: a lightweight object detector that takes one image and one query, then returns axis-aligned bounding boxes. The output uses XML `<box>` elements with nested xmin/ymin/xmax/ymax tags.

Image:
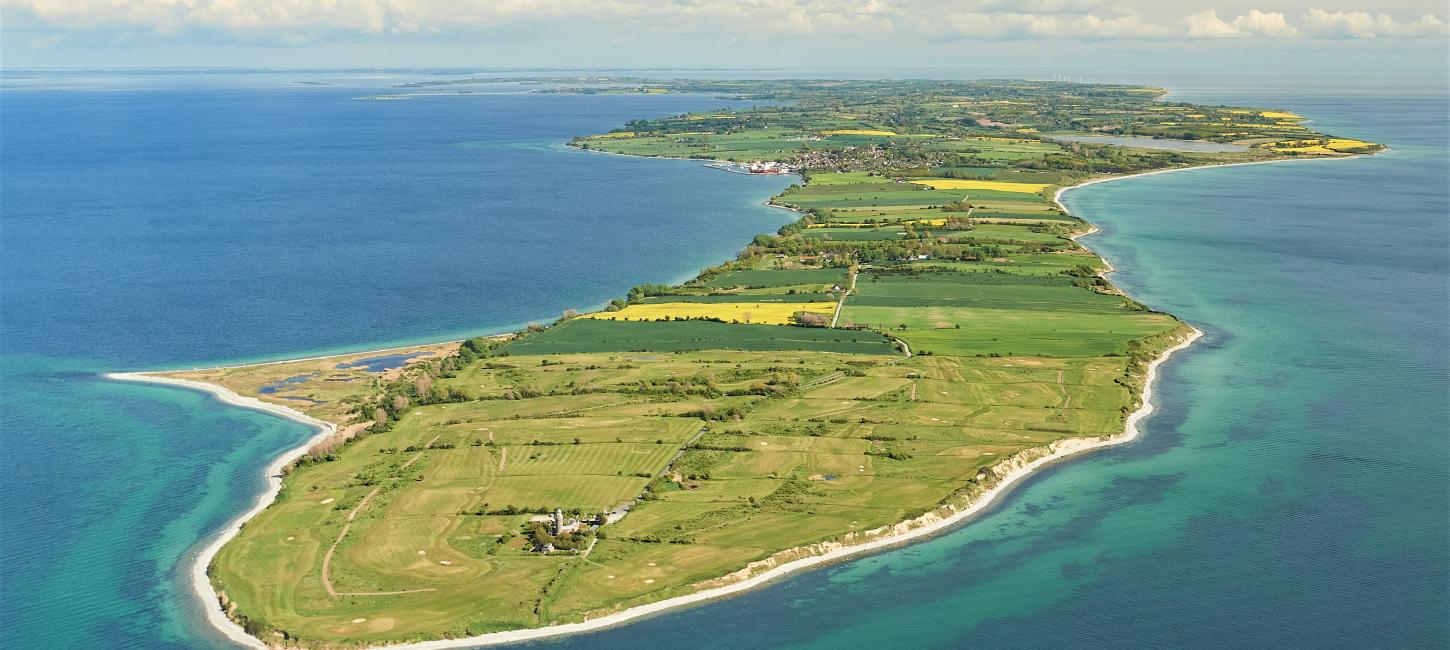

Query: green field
<box><xmin>180</xmin><ymin>77</ymin><xmax>1372</xmax><ymax>647</ymax></box>
<box><xmin>801</xmin><ymin>227</ymin><xmax>906</xmax><ymax>241</ymax></box>
<box><xmin>695</xmin><ymin>267</ymin><xmax>847</xmax><ymax>289</ymax></box>
<box><xmin>194</xmin><ymin>341</ymin><xmax>1167</xmax><ymax>645</ymax></box>
<box><xmin>840</xmin><ymin>270</ymin><xmax>1180</xmax><ymax>356</ymax></box>
<box><xmin>499</xmin><ymin>319</ymin><xmax>898</xmax><ymax>355</ymax></box>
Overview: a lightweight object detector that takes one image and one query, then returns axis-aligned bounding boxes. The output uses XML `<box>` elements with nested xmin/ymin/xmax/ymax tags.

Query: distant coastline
<box><xmin>113</xmin><ymin>158</ymin><xmax>1252</xmax><ymax>650</ymax></box>
<box><xmin>113</xmin><ymin>80</ymin><xmax>1384</xmax><ymax>648</ymax></box>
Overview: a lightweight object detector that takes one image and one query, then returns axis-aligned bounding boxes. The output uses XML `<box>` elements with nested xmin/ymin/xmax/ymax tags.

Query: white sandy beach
<box><xmin>108</xmin><ymin>321</ymin><xmax>1199</xmax><ymax>649</ymax></box>
<box><xmin>100</xmin><ymin>152</ymin><xmax>1380</xmax><ymax>649</ymax></box>
<box><xmin>1052</xmin><ymin>154</ymin><xmax>1370</xmax><ymax>212</ymax></box>
<box><xmin>104</xmin><ymin>373</ymin><xmax>334</xmax><ymax>650</ymax></box>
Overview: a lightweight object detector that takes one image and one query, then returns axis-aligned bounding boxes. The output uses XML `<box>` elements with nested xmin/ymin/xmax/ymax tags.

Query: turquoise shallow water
<box><xmin>529</xmin><ymin>91</ymin><xmax>1448</xmax><ymax>648</ymax></box>
<box><xmin>0</xmin><ymin>73</ymin><xmax>795</xmax><ymax>648</ymax></box>
<box><xmin>2</xmin><ymin>75</ymin><xmax>1446</xmax><ymax>649</ymax></box>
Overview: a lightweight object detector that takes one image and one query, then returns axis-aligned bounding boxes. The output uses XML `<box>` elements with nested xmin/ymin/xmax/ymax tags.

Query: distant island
<box><xmin>113</xmin><ymin>78</ymin><xmax>1381</xmax><ymax>649</ymax></box>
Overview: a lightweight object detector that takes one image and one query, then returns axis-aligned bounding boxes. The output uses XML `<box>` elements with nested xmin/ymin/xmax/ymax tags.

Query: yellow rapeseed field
<box><xmin>1260</xmin><ymin>111</ymin><xmax>1303</xmax><ymax>119</ymax></box>
<box><xmin>583</xmin><ymin>301</ymin><xmax>836</xmax><ymax>326</ymax></box>
<box><xmin>590</xmin><ymin>131</ymin><xmax>637</xmax><ymax>139</ymax></box>
<box><xmin>823</xmin><ymin>129</ymin><xmax>898</xmax><ymax>136</ymax></box>
<box><xmin>910</xmin><ymin>179</ymin><xmax>1050</xmax><ymax>193</ymax></box>
<box><xmin>1326</xmin><ymin>138</ymin><xmax>1375</xmax><ymax>151</ymax></box>
<box><xmin>1268</xmin><ymin>138</ymin><xmax>1374</xmax><ymax>155</ymax></box>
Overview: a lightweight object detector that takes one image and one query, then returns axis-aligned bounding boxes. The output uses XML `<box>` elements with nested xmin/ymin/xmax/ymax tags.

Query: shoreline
<box><xmin>107</xmin><ymin>152</ymin><xmax>1274</xmax><ymax>649</ymax></box>
<box><xmin>383</xmin><ymin>331</ymin><xmax>1203</xmax><ymax>650</ymax></box>
<box><xmin>135</xmin><ymin>340</ymin><xmax>469</xmax><ymax>375</ymax></box>
<box><xmin>1052</xmin><ymin>153</ymin><xmax>1369</xmax><ymax>212</ymax></box>
<box><xmin>104</xmin><ymin>372</ymin><xmax>334</xmax><ymax>650</ymax></box>
<box><xmin>109</xmin><ymin>328</ymin><xmax>1200</xmax><ymax>650</ymax></box>
<box><xmin>1055</xmin><ymin>155</ymin><xmax>1367</xmax><ymax>283</ymax></box>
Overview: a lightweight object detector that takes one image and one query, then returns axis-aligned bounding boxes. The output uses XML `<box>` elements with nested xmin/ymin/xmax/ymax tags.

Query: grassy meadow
<box><xmin>171</xmin><ymin>78</ymin><xmax>1374</xmax><ymax>647</ymax></box>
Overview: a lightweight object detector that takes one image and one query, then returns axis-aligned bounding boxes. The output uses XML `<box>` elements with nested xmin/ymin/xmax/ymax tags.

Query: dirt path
<box><xmin>799</xmin><ymin>371</ymin><xmax>845</xmax><ymax>390</ymax></box>
<box><xmin>829</xmin><ymin>267</ymin><xmax>859</xmax><ymax>328</ymax></box>
<box><xmin>498</xmin><ymin>446</ymin><xmax>508</xmax><ymax>473</ymax></box>
<box><xmin>321</xmin><ymin>437</ymin><xmax>441</xmax><ymax>599</ymax></box>
<box><xmin>321</xmin><ymin>487</ymin><xmax>381</xmax><ymax>597</ymax></box>
<box><xmin>399</xmin><ymin>434</ymin><xmax>440</xmax><ymax>470</ymax></box>
<box><xmin>887</xmin><ymin>336</ymin><xmax>913</xmax><ymax>364</ymax></box>
<box><xmin>539</xmin><ymin>398</ymin><xmax>652</xmax><ymax>418</ymax></box>
<box><xmin>1056</xmin><ymin>369</ymin><xmax>1072</xmax><ymax>418</ymax></box>
<box><xmin>909</xmin><ymin>382</ymin><xmax>917</xmax><ymax>401</ymax></box>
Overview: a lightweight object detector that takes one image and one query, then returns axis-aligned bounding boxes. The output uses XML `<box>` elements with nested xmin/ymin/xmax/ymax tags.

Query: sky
<box><xmin>1</xmin><ymin>0</ymin><xmax>1446</xmax><ymax>80</ymax></box>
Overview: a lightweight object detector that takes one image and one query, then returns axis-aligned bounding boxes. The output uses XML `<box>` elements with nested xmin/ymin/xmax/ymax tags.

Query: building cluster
<box><xmin>528</xmin><ymin>508</ymin><xmax>603</xmax><ymax>554</ymax></box>
<box><xmin>745</xmin><ymin>160</ymin><xmax>793</xmax><ymax>174</ymax></box>
<box><xmin>553</xmin><ymin>508</ymin><xmax>586</xmax><ymax>535</ymax></box>
<box><xmin>792</xmin><ymin>145</ymin><xmax>947</xmax><ymax>173</ymax></box>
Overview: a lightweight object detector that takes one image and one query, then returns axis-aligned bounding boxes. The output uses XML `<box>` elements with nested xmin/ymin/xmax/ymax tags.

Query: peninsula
<box><xmin>117</xmin><ymin>79</ymin><xmax>1381</xmax><ymax>649</ymax></box>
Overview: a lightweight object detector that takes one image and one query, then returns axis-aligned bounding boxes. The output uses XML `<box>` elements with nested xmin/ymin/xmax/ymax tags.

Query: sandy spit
<box><xmin>103</xmin><ymin>151</ymin><xmax>1388</xmax><ymax>649</ymax></box>
<box><xmin>1052</xmin><ymin>154</ymin><xmax>1370</xmax><ymax>212</ymax></box>
<box><xmin>105</xmin><ymin>372</ymin><xmax>333</xmax><ymax>650</ymax></box>
<box><xmin>106</xmin><ymin>319</ymin><xmax>1198</xmax><ymax>650</ymax></box>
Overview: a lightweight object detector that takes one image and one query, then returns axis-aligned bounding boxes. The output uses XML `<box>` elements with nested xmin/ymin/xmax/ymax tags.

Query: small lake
<box><xmin>1045</xmin><ymin>133</ymin><xmax>1248</xmax><ymax>152</ymax></box>
<box><xmin>257</xmin><ymin>374</ymin><xmax>314</xmax><ymax>394</ymax></box>
<box><xmin>335</xmin><ymin>352</ymin><xmax>428</xmax><ymax>372</ymax></box>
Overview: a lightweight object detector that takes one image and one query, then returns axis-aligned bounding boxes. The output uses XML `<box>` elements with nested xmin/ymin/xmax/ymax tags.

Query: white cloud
<box><xmin>977</xmin><ymin>0</ymin><xmax>1114</xmax><ymax>15</ymax></box>
<box><xmin>930</xmin><ymin>11</ymin><xmax>1170</xmax><ymax>39</ymax></box>
<box><xmin>2</xmin><ymin>1</ymin><xmax>1444</xmax><ymax>44</ymax></box>
<box><xmin>1186</xmin><ymin>9</ymin><xmax>1297</xmax><ymax>38</ymax></box>
<box><xmin>1185</xmin><ymin>10</ymin><xmax>1240</xmax><ymax>38</ymax></box>
<box><xmin>2</xmin><ymin>0</ymin><xmax>907</xmax><ymax>39</ymax></box>
<box><xmin>1301</xmin><ymin>9</ymin><xmax>1448</xmax><ymax>38</ymax></box>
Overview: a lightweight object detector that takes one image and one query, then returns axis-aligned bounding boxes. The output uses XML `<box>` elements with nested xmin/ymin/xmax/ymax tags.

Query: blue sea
<box><xmin>1</xmin><ymin>71</ymin><xmax>1445</xmax><ymax>649</ymax></box>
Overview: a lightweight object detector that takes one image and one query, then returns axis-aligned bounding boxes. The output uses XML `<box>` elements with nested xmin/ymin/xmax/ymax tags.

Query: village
<box><xmin>705</xmin><ymin>160</ymin><xmax>795</xmax><ymax>175</ymax></box>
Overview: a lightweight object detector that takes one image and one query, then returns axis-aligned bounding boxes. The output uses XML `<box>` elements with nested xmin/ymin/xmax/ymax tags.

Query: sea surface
<box><xmin>0</xmin><ymin>72</ymin><xmax>796</xmax><ymax>648</ymax></box>
<box><xmin>2</xmin><ymin>72</ymin><xmax>1446</xmax><ymax>649</ymax></box>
